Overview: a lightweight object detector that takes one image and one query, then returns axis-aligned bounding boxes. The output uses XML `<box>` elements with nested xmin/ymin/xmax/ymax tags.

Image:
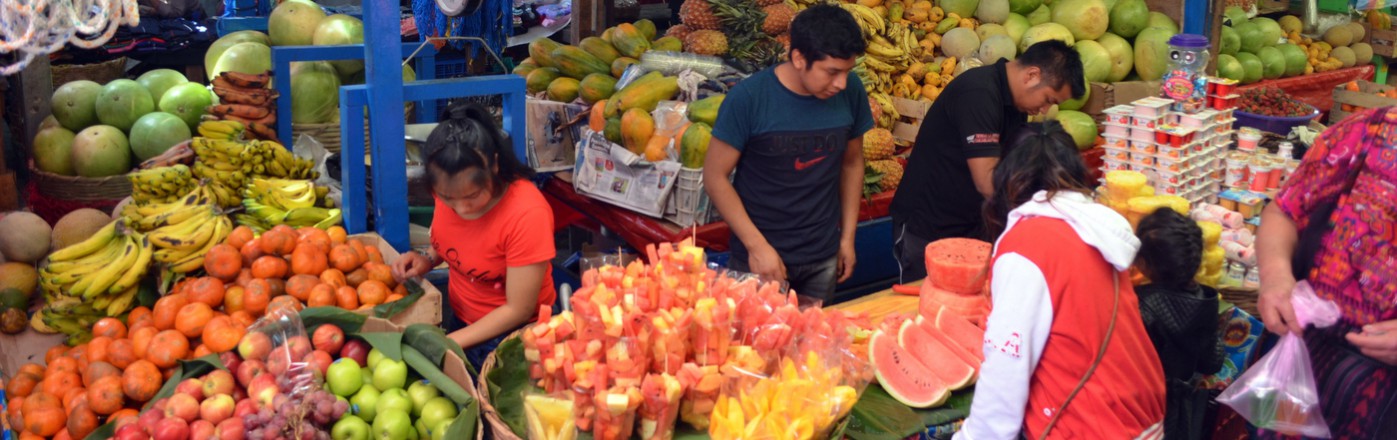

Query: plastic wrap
<box><xmin>244</xmin><ymin>308</ymin><xmax>321</xmax><ymax>399</ymax></box>
<box><xmin>638</xmin><ymin>51</ymin><xmax>727</xmax><ymax>79</ymax></box>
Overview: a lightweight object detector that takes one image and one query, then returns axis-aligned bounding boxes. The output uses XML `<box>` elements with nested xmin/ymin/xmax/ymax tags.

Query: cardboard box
<box><xmin>1329</xmin><ymin>80</ymin><xmax>1397</xmax><ymax>123</ymax></box>
<box><xmin>1084</xmin><ymin>81</ymin><xmax>1163</xmax><ymax>122</ymax></box>
<box><xmin>891</xmin><ymin>97</ymin><xmax>932</xmax><ymax>144</ymax></box>
<box><xmin>352</xmin><ymin>233</ymin><xmax>444</xmax><ymax>326</ymax></box>
<box><xmin>359</xmin><ymin>316</ymin><xmax>480</xmax><ymax>404</ymax></box>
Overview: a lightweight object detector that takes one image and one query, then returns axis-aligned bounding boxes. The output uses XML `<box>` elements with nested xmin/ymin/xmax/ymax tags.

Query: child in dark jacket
<box><xmin>1134</xmin><ymin>209</ymin><xmax>1224</xmax><ymax>440</ymax></box>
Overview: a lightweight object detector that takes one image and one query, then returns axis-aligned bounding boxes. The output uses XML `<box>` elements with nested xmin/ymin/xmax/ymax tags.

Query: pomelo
<box><xmin>1279</xmin><ymin>15</ymin><xmax>1302</xmax><ymax>34</ymax></box>
<box><xmin>205</xmin><ymin>31</ymin><xmax>270</xmax><ymax>78</ymax></box>
<box><xmin>211</xmin><ymin>42</ymin><xmax>273</xmax><ymax>80</ymax></box>
<box><xmin>1253</xmin><ymin>17</ymin><xmax>1284</xmax><ymax>47</ymax></box>
<box><xmin>1219</xmin><ymin>26</ymin><xmax>1241</xmax><ymax>55</ymax></box>
<box><xmin>313</xmin><ymin>14</ymin><xmax>366</xmax><ymax>80</ymax></box>
<box><xmin>977</xmin><ymin>24</ymin><xmax>1009</xmax><ymax>41</ymax></box>
<box><xmin>1003</xmin><ymin>13</ymin><xmax>1031</xmax><ymax>42</ymax></box>
<box><xmin>1027</xmin><ymin>5</ymin><xmax>1051</xmax><ymax>25</ymax></box>
<box><xmin>50</xmin><ymin>80</ymin><xmax>102</xmax><ymax>131</ymax></box>
<box><xmin>1009</xmin><ymin>0</ymin><xmax>1041</xmax><ymax>15</ymax></box>
<box><xmin>979</xmin><ymin>35</ymin><xmax>1019</xmax><ymax>63</ymax></box>
<box><xmin>1235</xmin><ymin>52</ymin><xmax>1263</xmax><ymax>84</ymax></box>
<box><xmin>0</xmin><ymin>212</ymin><xmax>51</xmax><ymax>263</ymax></box>
<box><xmin>129</xmin><ymin>112</ymin><xmax>192</xmax><ymax>161</ymax></box>
<box><xmin>290</xmin><ymin>61</ymin><xmax>342</xmax><ymax>124</ymax></box>
<box><xmin>52</xmin><ymin>209</ymin><xmax>113</xmax><ymax>251</ymax></box>
<box><xmin>1075</xmin><ymin>40</ymin><xmax>1111</xmax><ymax>83</ymax></box>
<box><xmin>1279</xmin><ymin>43</ymin><xmax>1308</xmax><ymax>76</ymax></box>
<box><xmin>1146</xmin><ymin>12</ymin><xmax>1179</xmax><ymax>33</ymax></box>
<box><xmin>1054</xmin><ymin>110</ymin><xmax>1098</xmax><ymax>150</ymax></box>
<box><xmin>95</xmin><ymin>79</ymin><xmax>155</xmax><ymax>133</ymax></box>
<box><xmin>32</xmin><ymin>127</ymin><xmax>77</xmax><ymax>176</ymax></box>
<box><xmin>941</xmin><ymin>0</ymin><xmax>981</xmax><ymax>19</ymax></box>
<box><xmin>1216</xmin><ymin>54</ymin><xmax>1244</xmax><ymax>81</ymax></box>
<box><xmin>942</xmin><ymin>28</ymin><xmax>981</xmax><ymax>59</ymax></box>
<box><xmin>1020</xmin><ymin>22</ymin><xmax>1075</xmax><ymax>52</ymax></box>
<box><xmin>1097</xmin><ymin>32</ymin><xmax>1135</xmax><ymax>82</ymax></box>
<box><xmin>1108</xmin><ymin>0</ymin><xmax>1149</xmax><ymax>38</ymax></box>
<box><xmin>1235</xmin><ymin>20</ymin><xmax>1264</xmax><ymax>54</ymax></box>
<box><xmin>1133</xmin><ymin>27</ymin><xmax>1174</xmax><ymax>81</ymax></box>
<box><xmin>159</xmin><ymin>83</ymin><xmax>214</xmax><ymax>129</ymax></box>
<box><xmin>39</xmin><ymin>115</ymin><xmax>61</xmax><ymax>132</ymax></box>
<box><xmin>1224</xmin><ymin>6</ymin><xmax>1249</xmax><ymax>27</ymax></box>
<box><xmin>1257</xmin><ymin>46</ymin><xmax>1285</xmax><ymax>79</ymax></box>
<box><xmin>1051</xmin><ymin>0</ymin><xmax>1108</xmax><ymax>41</ymax></box>
<box><xmin>975</xmin><ymin>0</ymin><xmax>1010</xmax><ymax>24</ymax></box>
<box><xmin>72</xmin><ymin>125</ymin><xmax>131</xmax><ymax>177</ymax></box>
<box><xmin>1059</xmin><ymin>77</ymin><xmax>1090</xmax><ymax>110</ymax></box>
<box><xmin>269</xmin><ymin>0</ymin><xmax>326</xmax><ymax>46</ymax></box>
<box><xmin>135</xmin><ymin>69</ymin><xmax>188</xmax><ymax>104</ymax></box>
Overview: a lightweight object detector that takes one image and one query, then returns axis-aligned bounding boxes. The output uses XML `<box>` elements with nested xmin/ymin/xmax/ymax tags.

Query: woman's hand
<box><xmin>1346</xmin><ymin>320</ymin><xmax>1397</xmax><ymax>366</ymax></box>
<box><xmin>392</xmin><ymin>251</ymin><xmax>434</xmax><ymax>282</ymax></box>
<box><xmin>1258</xmin><ymin>274</ymin><xmax>1304</xmax><ymax>336</ymax></box>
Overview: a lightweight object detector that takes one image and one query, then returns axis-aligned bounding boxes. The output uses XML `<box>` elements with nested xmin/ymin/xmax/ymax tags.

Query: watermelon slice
<box><xmin>920</xmin><ymin>283</ymin><xmax>989</xmax><ymax>324</ymax></box>
<box><xmin>913</xmin><ymin>315</ymin><xmax>984</xmax><ymax>365</ymax></box>
<box><xmin>869</xmin><ymin>330</ymin><xmax>951</xmax><ymax>408</ymax></box>
<box><xmin>925</xmin><ymin>238</ymin><xmax>992</xmax><ymax>294</ymax></box>
<box><xmin>896</xmin><ymin>320</ymin><xmax>977</xmax><ymax>389</ymax></box>
<box><xmin>935</xmin><ymin>307</ymin><xmax>989</xmax><ymax>357</ymax></box>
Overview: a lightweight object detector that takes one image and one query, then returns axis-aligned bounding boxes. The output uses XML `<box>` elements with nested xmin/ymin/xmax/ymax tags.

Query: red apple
<box><xmin>233</xmin><ymin>398</ymin><xmax>258</xmax><ymax>418</ymax></box>
<box><xmin>284</xmin><ymin>336</ymin><xmax>312</xmax><ymax>360</ymax></box>
<box><xmin>216</xmin><ymin>417</ymin><xmax>245</xmax><ymax>440</ymax></box>
<box><xmin>302</xmin><ymin>350</ymin><xmax>333</xmax><ymax>377</ymax></box>
<box><xmin>165</xmin><ymin>393</ymin><xmax>201</xmax><ymax>422</ymax></box>
<box><xmin>152</xmin><ymin>417</ymin><xmax>190</xmax><ymax>440</ymax></box>
<box><xmin>232</xmin><ymin>387</ymin><xmax>247</xmax><ymax>401</ymax></box>
<box><xmin>200</xmin><ymin>394</ymin><xmax>236</xmax><ymax>424</ymax></box>
<box><xmin>312</xmin><ymin>324</ymin><xmax>345</xmax><ymax>356</ymax></box>
<box><xmin>176</xmin><ymin>378</ymin><xmax>205</xmax><ymax>400</ymax></box>
<box><xmin>266</xmin><ymin>345</ymin><xmax>294</xmax><ymax>376</ymax></box>
<box><xmin>219</xmin><ymin>351</ymin><xmax>242</xmax><ymax>368</ymax></box>
<box><xmin>236</xmin><ymin>359</ymin><xmax>267</xmax><ymax>387</ymax></box>
<box><xmin>340</xmin><ymin>339</ymin><xmax>370</xmax><ymax>367</ymax></box>
<box><xmin>247</xmin><ymin>375</ymin><xmax>279</xmax><ymax>408</ymax></box>
<box><xmin>115</xmin><ymin>424</ymin><xmax>151</xmax><ymax>440</ymax></box>
<box><xmin>151</xmin><ymin>398</ymin><xmax>169</xmax><ymax>412</ymax></box>
<box><xmin>189</xmin><ymin>419</ymin><xmax>216</xmax><ymax>440</ymax></box>
<box><xmin>202</xmin><ymin>370</ymin><xmax>237</xmax><ymax>397</ymax></box>
<box><xmin>138</xmin><ymin>406</ymin><xmax>165</xmax><ymax>433</ymax></box>
<box><xmin>238</xmin><ymin>332</ymin><xmax>273</xmax><ymax>362</ymax></box>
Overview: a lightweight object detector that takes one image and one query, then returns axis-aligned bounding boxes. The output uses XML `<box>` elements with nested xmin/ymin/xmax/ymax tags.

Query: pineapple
<box><xmin>869</xmin><ymin>159</ymin><xmax>904</xmax><ymax>192</ymax></box>
<box><xmin>679</xmin><ymin>0</ymin><xmax>722</xmax><ymax>30</ymax></box>
<box><xmin>863</xmin><ymin>128</ymin><xmax>895</xmax><ymax>160</ymax></box>
<box><xmin>666</xmin><ymin>24</ymin><xmax>694</xmax><ymax>42</ymax></box>
<box><xmin>777</xmin><ymin>33</ymin><xmax>791</xmax><ymax>52</ymax></box>
<box><xmin>684</xmin><ymin>30</ymin><xmax>730</xmax><ymax>56</ymax></box>
<box><xmin>761</xmin><ymin>3</ymin><xmax>796</xmax><ymax>35</ymax></box>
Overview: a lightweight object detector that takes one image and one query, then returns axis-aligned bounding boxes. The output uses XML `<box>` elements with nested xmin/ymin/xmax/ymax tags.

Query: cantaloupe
<box><xmin>0</xmin><ymin>212</ymin><xmax>52</xmax><ymax>263</ymax></box>
<box><xmin>51</xmin><ymin>208</ymin><xmax>112</xmax><ymax>250</ymax></box>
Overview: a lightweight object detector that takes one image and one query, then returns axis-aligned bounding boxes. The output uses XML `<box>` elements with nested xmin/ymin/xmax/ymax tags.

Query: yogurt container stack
<box><xmin>1099</xmin><ymin>94</ymin><xmax>1238</xmax><ymax>205</ymax></box>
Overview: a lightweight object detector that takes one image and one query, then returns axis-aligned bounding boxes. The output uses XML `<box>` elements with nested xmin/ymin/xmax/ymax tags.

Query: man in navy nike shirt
<box><xmin>703</xmin><ymin>3</ymin><xmax>872</xmax><ymax>302</ymax></box>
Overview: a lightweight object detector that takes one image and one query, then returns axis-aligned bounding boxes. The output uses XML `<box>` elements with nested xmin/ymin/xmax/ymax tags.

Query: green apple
<box><xmin>331</xmin><ymin>415</ymin><xmax>371</xmax><ymax>440</ymax></box>
<box><xmin>372</xmin><ymin>409</ymin><xmax>414</xmax><ymax>440</ymax></box>
<box><xmin>328</xmin><ymin>358</ymin><xmax>365</xmax><ymax>397</ymax></box>
<box><xmin>405</xmin><ymin>381</ymin><xmax>439</xmax><ymax>417</ymax></box>
<box><xmin>430</xmin><ymin>420</ymin><xmax>450</xmax><ymax>440</ymax></box>
<box><xmin>375</xmin><ymin>388</ymin><xmax>414</xmax><ymax>419</ymax></box>
<box><xmin>418</xmin><ymin>397</ymin><xmax>458</xmax><ymax>431</ymax></box>
<box><xmin>350</xmin><ymin>384</ymin><xmax>381</xmax><ymax>421</ymax></box>
<box><xmin>372</xmin><ymin>358</ymin><xmax>408</xmax><ymax>391</ymax></box>
<box><xmin>362</xmin><ymin>367</ymin><xmax>374</xmax><ymax>385</ymax></box>
<box><xmin>367</xmin><ymin>348</ymin><xmax>386</xmax><ymax>370</ymax></box>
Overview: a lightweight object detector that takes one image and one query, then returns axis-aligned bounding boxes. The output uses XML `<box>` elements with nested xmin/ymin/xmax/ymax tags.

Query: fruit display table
<box><xmin>829</xmin><ymin>282</ymin><xmax>919</xmax><ymax>326</ymax></box>
<box><xmin>1239</xmin><ymin>65</ymin><xmax>1375</xmax><ymax>120</ymax></box>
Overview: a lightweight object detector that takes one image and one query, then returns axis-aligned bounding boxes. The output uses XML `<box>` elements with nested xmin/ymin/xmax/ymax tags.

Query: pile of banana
<box><xmin>124</xmin><ymin>181</ymin><xmax>233</xmax><ymax>273</ymax></box>
<box><xmin>33</xmin><ymin>218</ymin><xmax>151</xmax><ymax>343</ymax></box>
<box><xmin>239</xmin><ymin>177</ymin><xmax>340</xmax><ymax>232</ymax></box>
<box><xmin>189</xmin><ymin>130</ymin><xmax>318</xmax><ymax>207</ymax></box>
<box><xmin>128</xmin><ymin>164</ymin><xmax>198</xmax><ymax>204</ymax></box>
<box><xmin>209</xmin><ymin>71</ymin><xmax>278</xmax><ymax>141</ymax></box>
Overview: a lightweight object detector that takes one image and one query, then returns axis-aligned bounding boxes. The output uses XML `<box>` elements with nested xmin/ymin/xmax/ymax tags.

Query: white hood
<box><xmin>994</xmin><ymin>190</ymin><xmax>1140</xmax><ymax>271</ymax></box>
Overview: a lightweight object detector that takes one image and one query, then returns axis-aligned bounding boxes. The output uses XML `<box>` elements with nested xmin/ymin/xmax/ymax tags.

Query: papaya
<box><xmin>604</xmin><ymin>71</ymin><xmax>661</xmax><ymax>117</ymax></box>
<box><xmin>525</xmin><ymin>67</ymin><xmax>561</xmax><ymax>94</ymax></box>
<box><xmin>620</xmin><ymin>108</ymin><xmax>655</xmax><ymax>155</ymax></box>
<box><xmin>589</xmin><ymin>103</ymin><xmax>607</xmax><ymax>132</ymax></box>
<box><xmin>605</xmin><ymin>72</ymin><xmax>678</xmax><ymax>118</ymax></box>
<box><xmin>634</xmin><ymin>19</ymin><xmax>658</xmax><ymax>40</ymax></box>
<box><xmin>680</xmin><ymin>122</ymin><xmax>713</xmax><ymax>169</ymax></box>
<box><xmin>578</xmin><ymin>37</ymin><xmax>621</xmax><ymax>64</ymax></box>
<box><xmin>550</xmin><ymin>46</ymin><xmax>611</xmax><ymax>79</ymax></box>
<box><xmin>601</xmin><ymin>27</ymin><xmax>616</xmax><ymax>43</ymax></box>
<box><xmin>512</xmin><ymin>58</ymin><xmax>538</xmax><ymax>76</ymax></box>
<box><xmin>546</xmin><ymin>77</ymin><xmax>581</xmax><ymax>103</ymax></box>
<box><xmin>687</xmin><ymin>94</ymin><xmax>725</xmax><ymax>126</ymax></box>
<box><xmin>579</xmin><ymin>73</ymin><xmax>618</xmax><ymax>105</ymax></box>
<box><xmin>651</xmin><ymin>36</ymin><xmax>683</xmax><ymax>52</ymax></box>
<box><xmin>643</xmin><ymin>133</ymin><xmax>669</xmax><ymax>162</ymax></box>
<box><xmin>612</xmin><ymin>57</ymin><xmax>640</xmax><ymax>78</ymax></box>
<box><xmin>603</xmin><ymin>117</ymin><xmax>623</xmax><ymax>144</ymax></box>
<box><xmin>529</xmin><ymin>38</ymin><xmax>564</xmax><ymax>68</ymax></box>
<box><xmin>611</xmin><ymin>23</ymin><xmax>652</xmax><ymax>59</ymax></box>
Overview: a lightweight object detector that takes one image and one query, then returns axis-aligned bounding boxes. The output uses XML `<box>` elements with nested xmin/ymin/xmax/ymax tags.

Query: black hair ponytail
<box><xmin>422</xmin><ymin>102</ymin><xmax>535</xmax><ymax>196</ymax></box>
<box><xmin>982</xmin><ymin>121</ymin><xmax>1094</xmax><ymax>238</ymax></box>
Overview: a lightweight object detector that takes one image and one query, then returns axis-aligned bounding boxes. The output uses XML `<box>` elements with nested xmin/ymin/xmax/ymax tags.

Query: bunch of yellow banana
<box><xmin>840</xmin><ymin>2</ymin><xmax>887</xmax><ymax>36</ymax></box>
<box><xmin>128</xmin><ymin>164</ymin><xmax>197</xmax><ymax>204</ymax></box>
<box><xmin>197</xmin><ymin>119</ymin><xmax>246</xmax><ymax>140</ymax></box>
<box><xmin>189</xmin><ymin>136</ymin><xmax>319</xmax><ymax>207</ymax></box>
<box><xmin>124</xmin><ymin>180</ymin><xmax>217</xmax><ymax>230</ymax></box>
<box><xmin>868</xmin><ymin>93</ymin><xmax>900</xmax><ymax>130</ymax></box>
<box><xmin>239</xmin><ymin>177</ymin><xmax>340</xmax><ymax>232</ymax></box>
<box><xmin>148</xmin><ymin>201</ymin><xmax>232</xmax><ymax>274</ymax></box>
<box><xmin>34</xmin><ymin>218</ymin><xmax>151</xmax><ymax>342</ymax></box>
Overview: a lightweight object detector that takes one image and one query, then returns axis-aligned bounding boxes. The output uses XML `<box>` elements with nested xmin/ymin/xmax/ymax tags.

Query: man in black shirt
<box><xmin>888</xmin><ymin>41</ymin><xmax>1085</xmax><ymax>283</ymax></box>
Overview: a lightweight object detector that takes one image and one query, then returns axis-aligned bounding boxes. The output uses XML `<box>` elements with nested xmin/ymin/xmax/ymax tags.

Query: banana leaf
<box><xmin>844</xmin><ymin>384</ymin><xmax>927</xmax><ymax>440</ymax></box>
<box><xmin>404</xmin><ymin>323</ymin><xmax>478</xmax><ymax>377</ymax></box>
<box><xmin>372</xmin><ymin>278</ymin><xmax>428</xmax><ymax>319</ymax></box>
<box><xmin>84</xmin><ymin>354</ymin><xmax>226</xmax><ymax>440</ymax></box>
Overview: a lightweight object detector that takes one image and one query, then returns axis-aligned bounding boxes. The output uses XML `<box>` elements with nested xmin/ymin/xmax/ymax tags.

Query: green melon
<box><xmin>1051</xmin><ymin>0</ymin><xmax>1109</xmax><ymax>41</ymax></box>
<box><xmin>1108</xmin><ymin>0</ymin><xmax>1149</xmax><ymax>38</ymax></box>
<box><xmin>1219</xmin><ymin>26</ymin><xmax>1241</xmax><ymax>55</ymax></box>
<box><xmin>1278</xmin><ymin>43</ymin><xmax>1308</xmax><ymax>77</ymax></box>
<box><xmin>943</xmin><ymin>28</ymin><xmax>982</xmax><ymax>59</ymax></box>
<box><xmin>1253</xmin><ymin>17</ymin><xmax>1284</xmax><ymax>47</ymax></box>
<box><xmin>1133</xmin><ymin>27</ymin><xmax>1175</xmax><ymax>81</ymax></box>
<box><xmin>976</xmin><ymin>0</ymin><xmax>1010</xmax><ymax>24</ymax></box>
<box><xmin>1059</xmin><ymin>77</ymin><xmax>1091</xmax><ymax>111</ymax></box>
<box><xmin>942</xmin><ymin>0</ymin><xmax>981</xmax><ymax>19</ymax></box>
<box><xmin>1075</xmin><ymin>40</ymin><xmax>1111</xmax><ymax>83</ymax></box>
<box><xmin>1257</xmin><ymin>46</ymin><xmax>1285</xmax><ymax>79</ymax></box>
<box><xmin>1352</xmin><ymin>42</ymin><xmax>1374</xmax><ymax>66</ymax></box>
<box><xmin>1235</xmin><ymin>52</ymin><xmax>1263</xmax><ymax>84</ymax></box>
<box><xmin>1146</xmin><ymin>12</ymin><xmax>1179</xmax><ymax>33</ymax></box>
<box><xmin>1219</xmin><ymin>54</ymin><xmax>1247</xmax><ymax>82</ymax></box>
<box><xmin>1224</xmin><ymin>6</ymin><xmax>1249</xmax><ymax>27</ymax></box>
<box><xmin>1027</xmin><ymin>5</ymin><xmax>1051</xmax><ymax>25</ymax></box>
<box><xmin>1279</xmin><ymin>15</ymin><xmax>1303</xmax><ymax>33</ymax></box>
<box><xmin>1096</xmin><ymin>32</ymin><xmax>1134</xmax><ymax>82</ymax></box>
<box><xmin>1054</xmin><ymin>110</ymin><xmax>1098</xmax><ymax>150</ymax></box>
<box><xmin>977</xmin><ymin>24</ymin><xmax>1009</xmax><ymax>41</ymax></box>
<box><xmin>1004</xmin><ymin>14</ymin><xmax>1031</xmax><ymax>42</ymax></box>
<box><xmin>1009</xmin><ymin>0</ymin><xmax>1042</xmax><ymax>15</ymax></box>
<box><xmin>1235</xmin><ymin>20</ymin><xmax>1265</xmax><ymax>54</ymax></box>
<box><xmin>980</xmin><ymin>35</ymin><xmax>1019</xmax><ymax>63</ymax></box>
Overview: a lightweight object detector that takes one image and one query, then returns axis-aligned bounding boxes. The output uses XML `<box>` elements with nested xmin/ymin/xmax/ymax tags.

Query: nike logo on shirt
<box><xmin>793</xmin><ymin>155</ymin><xmax>828</xmax><ymax>171</ymax></box>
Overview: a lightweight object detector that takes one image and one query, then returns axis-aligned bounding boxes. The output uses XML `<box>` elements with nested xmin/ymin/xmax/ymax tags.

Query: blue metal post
<box><xmin>1183</xmin><ymin>0</ymin><xmax>1206</xmax><ymax>35</ymax></box>
<box><xmin>269</xmin><ymin>43</ymin><xmax>430</xmax><ymax>147</ymax></box>
<box><xmin>337</xmin><ymin>90</ymin><xmax>369</xmax><ymax>234</ymax></box>
<box><xmin>363</xmin><ymin>0</ymin><xmax>409</xmax><ymax>251</ymax></box>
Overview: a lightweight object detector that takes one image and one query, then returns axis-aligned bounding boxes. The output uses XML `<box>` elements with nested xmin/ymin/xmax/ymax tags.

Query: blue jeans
<box><xmin>728</xmin><ymin>255</ymin><xmax>839</xmax><ymax>304</ymax></box>
<box><xmin>441</xmin><ymin>303</ymin><xmax>520</xmax><ymax>375</ymax></box>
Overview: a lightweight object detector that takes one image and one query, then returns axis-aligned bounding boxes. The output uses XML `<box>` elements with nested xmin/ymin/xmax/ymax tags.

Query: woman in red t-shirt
<box><xmin>392</xmin><ymin>103</ymin><xmax>556</xmax><ymax>368</ymax></box>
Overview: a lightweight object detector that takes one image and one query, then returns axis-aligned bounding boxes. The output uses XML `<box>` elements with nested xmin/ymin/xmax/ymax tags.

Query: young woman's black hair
<box><xmin>983</xmin><ymin>121</ymin><xmax>1094</xmax><ymax>238</ymax></box>
<box><xmin>421</xmin><ymin>102</ymin><xmax>535</xmax><ymax>196</ymax></box>
<box><xmin>1135</xmin><ymin>209</ymin><xmax>1204</xmax><ymax>291</ymax></box>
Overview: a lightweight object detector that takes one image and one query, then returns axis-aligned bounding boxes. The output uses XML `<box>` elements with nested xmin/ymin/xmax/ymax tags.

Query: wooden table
<box><xmin>831</xmin><ymin>282</ymin><xmax>920</xmax><ymax>325</ymax></box>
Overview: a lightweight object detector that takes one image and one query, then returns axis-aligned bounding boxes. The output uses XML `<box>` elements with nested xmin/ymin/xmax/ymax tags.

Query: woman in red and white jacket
<box><xmin>954</xmin><ymin>122</ymin><xmax>1166</xmax><ymax>440</ymax></box>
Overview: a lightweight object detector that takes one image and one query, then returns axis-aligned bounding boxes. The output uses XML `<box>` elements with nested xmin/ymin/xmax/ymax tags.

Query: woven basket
<box><xmin>290</xmin><ymin>103</ymin><xmax>416</xmax><ymax>154</ymax></box>
<box><xmin>30</xmin><ymin>162</ymin><xmax>132</xmax><ymax>201</ymax></box>
<box><xmin>50</xmin><ymin>57</ymin><xmax>127</xmax><ymax>88</ymax></box>
<box><xmin>479</xmin><ymin>330</ymin><xmax>526</xmax><ymax>440</ymax></box>
<box><xmin>1219</xmin><ymin>287</ymin><xmax>1260</xmax><ymax>318</ymax></box>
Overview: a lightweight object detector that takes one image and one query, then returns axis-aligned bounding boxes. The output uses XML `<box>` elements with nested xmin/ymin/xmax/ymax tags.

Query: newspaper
<box><xmin>572</xmin><ymin>128</ymin><xmax>682</xmax><ymax>217</ymax></box>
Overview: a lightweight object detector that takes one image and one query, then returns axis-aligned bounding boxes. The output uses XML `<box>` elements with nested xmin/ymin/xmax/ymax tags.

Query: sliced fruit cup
<box><xmin>1210</xmin><ymin>94</ymin><xmax>1239</xmax><ymax>110</ymax></box>
<box><xmin>1208</xmin><ymin>77</ymin><xmax>1239</xmax><ymax>96</ymax></box>
<box><xmin>523</xmin><ymin>391</ymin><xmax>579</xmax><ymax>440</ymax></box>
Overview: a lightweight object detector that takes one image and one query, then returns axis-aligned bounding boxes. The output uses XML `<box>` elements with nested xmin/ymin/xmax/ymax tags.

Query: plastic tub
<box><xmin>1158</xmin><ymin>144</ymin><xmax>1189</xmax><ymax>160</ymax></box>
<box><xmin>1132</xmin><ymin>127</ymin><xmax>1157</xmax><ymax>143</ymax></box>
<box><xmin>1132</xmin><ymin>114</ymin><xmax>1164</xmax><ymax>129</ymax></box>
<box><xmin>1177</xmin><ymin>110</ymin><xmax>1215</xmax><ymax>129</ymax></box>
<box><xmin>1237</xmin><ymin>128</ymin><xmax>1262</xmax><ymax>151</ymax></box>
<box><xmin>1233</xmin><ymin>104</ymin><xmax>1320</xmax><ymax>135</ymax></box>
<box><xmin>1102</xmin><ymin>134</ymin><xmax>1128</xmax><ymax>149</ymax></box>
<box><xmin>1132</xmin><ymin>155</ymin><xmax>1157</xmax><ymax>167</ymax></box>
<box><xmin>1103</xmin><ymin>159</ymin><xmax>1130</xmax><ymax>172</ymax></box>
<box><xmin>1157</xmin><ymin>156</ymin><xmax>1184</xmax><ymax>172</ymax></box>
<box><xmin>1104</xmin><ymin>146</ymin><xmax>1130</xmax><ymax>161</ymax></box>
<box><xmin>1102</xmin><ymin>123</ymin><xmax>1130</xmax><ymax>137</ymax></box>
<box><xmin>1133</xmin><ymin>97</ymin><xmax>1173</xmax><ymax>118</ymax></box>
<box><xmin>1103</xmin><ymin>105</ymin><xmax>1134</xmax><ymax>125</ymax></box>
<box><xmin>1130</xmin><ymin>141</ymin><xmax>1157</xmax><ymax>154</ymax></box>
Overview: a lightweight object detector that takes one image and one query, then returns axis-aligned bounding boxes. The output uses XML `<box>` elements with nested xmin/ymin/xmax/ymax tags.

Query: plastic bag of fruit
<box><xmin>243</xmin><ymin>308</ymin><xmax>322</xmax><ymax>399</ymax></box>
